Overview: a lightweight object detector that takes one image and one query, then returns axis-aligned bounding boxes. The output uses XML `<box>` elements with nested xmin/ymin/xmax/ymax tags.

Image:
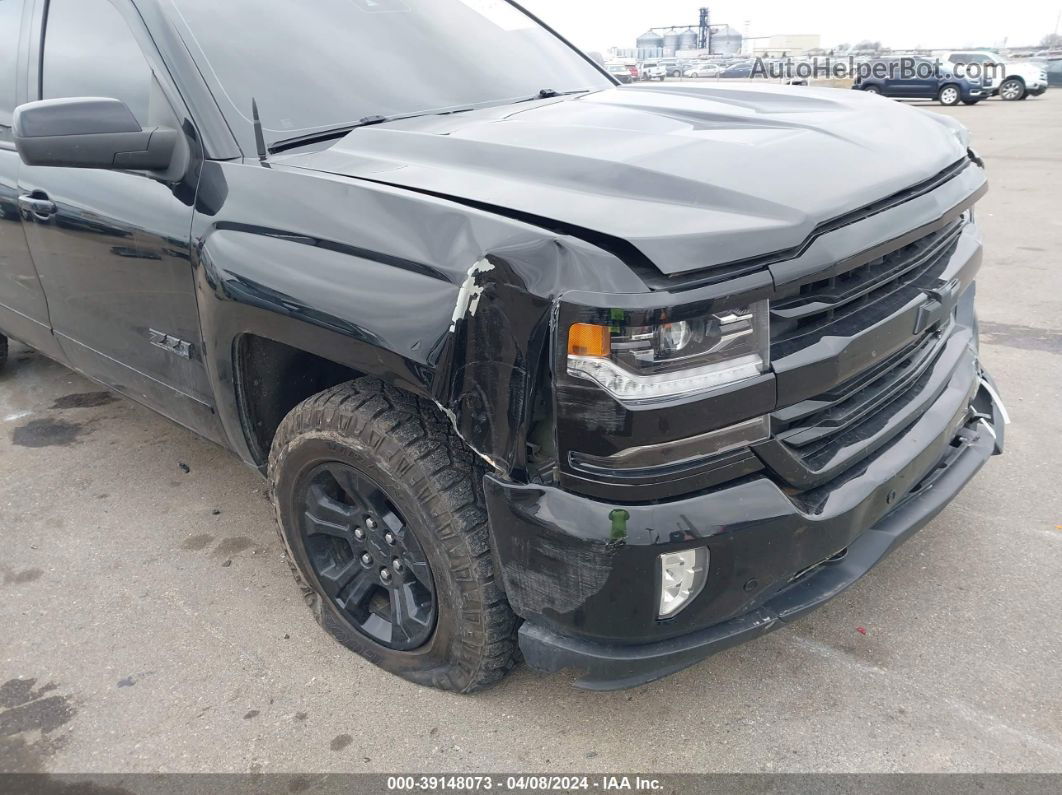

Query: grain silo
<box><xmin>636</xmin><ymin>29</ymin><xmax>664</xmax><ymax>51</ymax></box>
<box><xmin>662</xmin><ymin>30</ymin><xmax>682</xmax><ymax>55</ymax></box>
<box><xmin>710</xmin><ymin>25</ymin><xmax>743</xmax><ymax>55</ymax></box>
<box><xmin>678</xmin><ymin>28</ymin><xmax>700</xmax><ymax>52</ymax></box>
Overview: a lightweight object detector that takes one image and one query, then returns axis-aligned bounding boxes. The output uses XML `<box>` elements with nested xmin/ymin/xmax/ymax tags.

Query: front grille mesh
<box><xmin>764</xmin><ymin>215</ymin><xmax>971</xmax><ymax>490</ymax></box>
<box><xmin>776</xmin><ymin>331</ymin><xmax>947</xmax><ymax>471</ymax></box>
<box><xmin>770</xmin><ymin>219</ymin><xmax>965</xmax><ymax>358</ymax></box>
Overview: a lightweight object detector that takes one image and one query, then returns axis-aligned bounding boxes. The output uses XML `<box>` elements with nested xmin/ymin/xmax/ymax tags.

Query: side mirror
<box><xmin>13</xmin><ymin>97</ymin><xmax>178</xmax><ymax>171</ymax></box>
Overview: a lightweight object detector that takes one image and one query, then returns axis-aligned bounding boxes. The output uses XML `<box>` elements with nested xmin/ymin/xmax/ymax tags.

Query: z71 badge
<box><xmin>148</xmin><ymin>329</ymin><xmax>192</xmax><ymax>359</ymax></box>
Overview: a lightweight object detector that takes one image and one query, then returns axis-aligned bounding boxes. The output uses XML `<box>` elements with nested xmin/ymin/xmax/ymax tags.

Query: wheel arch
<box><xmin>188</xmin><ymin>162</ymin><xmax>637</xmax><ymax>478</ymax></box>
<box><xmin>193</xmin><ymin>225</ymin><xmax>449</xmax><ymax>470</ymax></box>
<box><xmin>232</xmin><ymin>333</ymin><xmax>369</xmax><ymax>467</ymax></box>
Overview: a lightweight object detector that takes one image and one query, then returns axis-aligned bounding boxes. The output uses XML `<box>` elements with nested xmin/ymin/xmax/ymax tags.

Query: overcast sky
<box><xmin>518</xmin><ymin>0</ymin><xmax>1061</xmax><ymax>53</ymax></box>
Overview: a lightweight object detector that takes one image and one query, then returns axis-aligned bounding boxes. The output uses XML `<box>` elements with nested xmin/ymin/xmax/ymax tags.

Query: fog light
<box><xmin>658</xmin><ymin>548</ymin><xmax>709</xmax><ymax>618</ymax></box>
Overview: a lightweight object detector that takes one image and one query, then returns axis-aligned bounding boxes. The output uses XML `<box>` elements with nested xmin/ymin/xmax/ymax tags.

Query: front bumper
<box><xmin>484</xmin><ymin>368</ymin><xmax>1005</xmax><ymax>690</ymax></box>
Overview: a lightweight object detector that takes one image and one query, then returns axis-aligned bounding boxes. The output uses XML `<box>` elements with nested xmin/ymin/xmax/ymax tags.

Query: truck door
<box><xmin>876</xmin><ymin>59</ymin><xmax>907</xmax><ymax>96</ymax></box>
<box><xmin>16</xmin><ymin>0</ymin><xmax>220</xmax><ymax>438</ymax></box>
<box><xmin>888</xmin><ymin>58</ymin><xmax>935</xmax><ymax>98</ymax></box>
<box><xmin>0</xmin><ymin>0</ymin><xmax>61</xmax><ymax>359</ymax></box>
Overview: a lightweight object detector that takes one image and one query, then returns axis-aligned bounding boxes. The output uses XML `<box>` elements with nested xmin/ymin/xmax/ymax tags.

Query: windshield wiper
<box><xmin>516</xmin><ymin>88</ymin><xmax>592</xmax><ymax>103</ymax></box>
<box><xmin>268</xmin><ymin>114</ymin><xmax>409</xmax><ymax>154</ymax></box>
<box><xmin>267</xmin><ymin>90</ymin><xmax>593</xmax><ymax>155</ymax></box>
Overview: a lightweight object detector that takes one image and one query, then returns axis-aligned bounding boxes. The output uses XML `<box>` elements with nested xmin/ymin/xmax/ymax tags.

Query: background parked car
<box><xmin>942</xmin><ymin>51</ymin><xmax>1048</xmax><ymax>100</ymax></box>
<box><xmin>720</xmin><ymin>61</ymin><xmax>755</xmax><ymax>78</ymax></box>
<box><xmin>606</xmin><ymin>63</ymin><xmax>635</xmax><ymax>84</ymax></box>
<box><xmin>642</xmin><ymin>62</ymin><xmax>667</xmax><ymax>81</ymax></box>
<box><xmin>1045</xmin><ymin>58</ymin><xmax>1062</xmax><ymax>87</ymax></box>
<box><xmin>854</xmin><ymin>57</ymin><xmax>987</xmax><ymax>105</ymax></box>
<box><xmin>684</xmin><ymin>63</ymin><xmax>722</xmax><ymax>78</ymax></box>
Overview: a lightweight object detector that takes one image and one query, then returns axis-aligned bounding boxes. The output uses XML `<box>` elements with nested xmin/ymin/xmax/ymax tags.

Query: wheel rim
<box><xmin>942</xmin><ymin>87</ymin><xmax>958</xmax><ymax>104</ymax></box>
<box><xmin>864</xmin><ymin>86</ymin><xmax>879</xmax><ymax>94</ymax></box>
<box><xmin>296</xmin><ymin>463</ymin><xmax>436</xmax><ymax>651</ymax></box>
<box><xmin>1001</xmin><ymin>80</ymin><xmax>1021</xmax><ymax>99</ymax></box>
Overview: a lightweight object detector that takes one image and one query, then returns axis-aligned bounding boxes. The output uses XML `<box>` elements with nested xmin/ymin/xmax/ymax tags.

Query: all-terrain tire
<box><xmin>268</xmin><ymin>377</ymin><xmax>519</xmax><ymax>693</ymax></box>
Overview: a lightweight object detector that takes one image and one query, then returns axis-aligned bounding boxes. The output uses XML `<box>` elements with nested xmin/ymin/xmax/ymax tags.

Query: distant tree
<box><xmin>854</xmin><ymin>40</ymin><xmax>883</xmax><ymax>52</ymax></box>
<box><xmin>1040</xmin><ymin>33</ymin><xmax>1062</xmax><ymax>48</ymax></box>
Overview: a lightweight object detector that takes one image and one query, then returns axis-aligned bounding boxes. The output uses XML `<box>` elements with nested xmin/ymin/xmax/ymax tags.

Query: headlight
<box><xmin>567</xmin><ymin>300</ymin><xmax>770</xmax><ymax>405</ymax></box>
<box><xmin>925</xmin><ymin>109</ymin><xmax>971</xmax><ymax>149</ymax></box>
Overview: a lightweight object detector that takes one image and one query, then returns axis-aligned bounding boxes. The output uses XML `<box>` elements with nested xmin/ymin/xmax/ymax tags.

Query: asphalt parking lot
<box><xmin>2</xmin><ymin>88</ymin><xmax>1061</xmax><ymax>775</ymax></box>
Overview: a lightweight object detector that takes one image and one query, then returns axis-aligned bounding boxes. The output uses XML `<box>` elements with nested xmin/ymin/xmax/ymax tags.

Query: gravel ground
<box><xmin>1</xmin><ymin>89</ymin><xmax>1060</xmax><ymax>775</ymax></box>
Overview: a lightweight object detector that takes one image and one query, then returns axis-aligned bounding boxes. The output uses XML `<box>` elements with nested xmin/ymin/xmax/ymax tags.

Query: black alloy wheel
<box><xmin>269</xmin><ymin>377</ymin><xmax>519</xmax><ymax>692</ymax></box>
<box><xmin>296</xmin><ymin>462</ymin><xmax>436</xmax><ymax>651</ymax></box>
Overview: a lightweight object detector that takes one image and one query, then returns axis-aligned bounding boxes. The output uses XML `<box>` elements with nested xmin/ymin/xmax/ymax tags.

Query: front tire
<box><xmin>0</xmin><ymin>333</ymin><xmax>7</xmax><ymax>371</ymax></box>
<box><xmin>938</xmin><ymin>84</ymin><xmax>961</xmax><ymax>105</ymax></box>
<box><xmin>999</xmin><ymin>78</ymin><xmax>1025</xmax><ymax>101</ymax></box>
<box><xmin>269</xmin><ymin>378</ymin><xmax>519</xmax><ymax>693</ymax></box>
<box><xmin>862</xmin><ymin>84</ymin><xmax>881</xmax><ymax>95</ymax></box>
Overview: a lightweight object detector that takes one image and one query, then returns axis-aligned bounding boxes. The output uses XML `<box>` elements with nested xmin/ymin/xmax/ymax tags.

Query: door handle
<box><xmin>18</xmin><ymin>193</ymin><xmax>57</xmax><ymax>220</ymax></box>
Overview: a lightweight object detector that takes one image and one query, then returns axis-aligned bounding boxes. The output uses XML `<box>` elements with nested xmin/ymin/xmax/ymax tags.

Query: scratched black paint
<box><xmin>0</xmin><ymin>0</ymin><xmax>1005</xmax><ymax>690</ymax></box>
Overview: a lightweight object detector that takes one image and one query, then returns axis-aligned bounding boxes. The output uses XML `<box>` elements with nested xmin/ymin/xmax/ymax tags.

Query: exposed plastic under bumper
<box><xmin>513</xmin><ymin>379</ymin><xmax>1005</xmax><ymax>691</ymax></box>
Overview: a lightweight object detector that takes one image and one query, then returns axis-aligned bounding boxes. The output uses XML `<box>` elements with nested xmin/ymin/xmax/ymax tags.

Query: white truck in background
<box><xmin>941</xmin><ymin>51</ymin><xmax>1049</xmax><ymax>100</ymax></box>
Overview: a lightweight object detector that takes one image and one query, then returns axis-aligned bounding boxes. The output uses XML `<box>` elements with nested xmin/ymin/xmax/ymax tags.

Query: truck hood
<box><xmin>280</xmin><ymin>83</ymin><xmax>968</xmax><ymax>276</ymax></box>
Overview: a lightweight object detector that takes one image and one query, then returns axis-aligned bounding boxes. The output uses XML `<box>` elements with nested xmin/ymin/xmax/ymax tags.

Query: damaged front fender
<box><xmin>190</xmin><ymin>159</ymin><xmax>642</xmax><ymax>476</ymax></box>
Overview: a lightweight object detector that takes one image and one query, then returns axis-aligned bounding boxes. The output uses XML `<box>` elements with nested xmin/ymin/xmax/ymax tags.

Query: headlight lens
<box><xmin>567</xmin><ymin>300</ymin><xmax>770</xmax><ymax>404</ymax></box>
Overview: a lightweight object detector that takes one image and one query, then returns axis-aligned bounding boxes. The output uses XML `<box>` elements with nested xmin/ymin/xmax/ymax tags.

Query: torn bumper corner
<box><xmin>483</xmin><ymin>374</ymin><xmax>1006</xmax><ymax>691</ymax></box>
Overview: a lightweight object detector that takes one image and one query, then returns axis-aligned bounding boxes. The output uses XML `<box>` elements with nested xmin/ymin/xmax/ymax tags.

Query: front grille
<box><xmin>759</xmin><ymin>204</ymin><xmax>977</xmax><ymax>491</ymax></box>
<box><xmin>774</xmin><ymin>330</ymin><xmax>948</xmax><ymax>471</ymax></box>
<box><xmin>771</xmin><ymin>218</ymin><xmax>965</xmax><ymax>358</ymax></box>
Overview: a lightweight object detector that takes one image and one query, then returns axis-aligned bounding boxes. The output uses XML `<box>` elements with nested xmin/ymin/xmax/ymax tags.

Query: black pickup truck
<box><xmin>0</xmin><ymin>0</ymin><xmax>1006</xmax><ymax>692</ymax></box>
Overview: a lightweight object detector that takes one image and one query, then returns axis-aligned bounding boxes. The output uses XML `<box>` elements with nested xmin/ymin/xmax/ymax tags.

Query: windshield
<box><xmin>166</xmin><ymin>0</ymin><xmax>610</xmax><ymax>145</ymax></box>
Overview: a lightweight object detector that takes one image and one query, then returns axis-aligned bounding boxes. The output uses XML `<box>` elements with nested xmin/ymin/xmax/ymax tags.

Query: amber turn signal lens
<box><xmin>568</xmin><ymin>323</ymin><xmax>611</xmax><ymax>357</ymax></box>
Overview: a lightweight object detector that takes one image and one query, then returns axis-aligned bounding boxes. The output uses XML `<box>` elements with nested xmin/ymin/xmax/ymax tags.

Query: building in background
<box><xmin>753</xmin><ymin>34</ymin><xmax>822</xmax><ymax>57</ymax></box>
<box><xmin>620</xmin><ymin>22</ymin><xmax>745</xmax><ymax>62</ymax></box>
